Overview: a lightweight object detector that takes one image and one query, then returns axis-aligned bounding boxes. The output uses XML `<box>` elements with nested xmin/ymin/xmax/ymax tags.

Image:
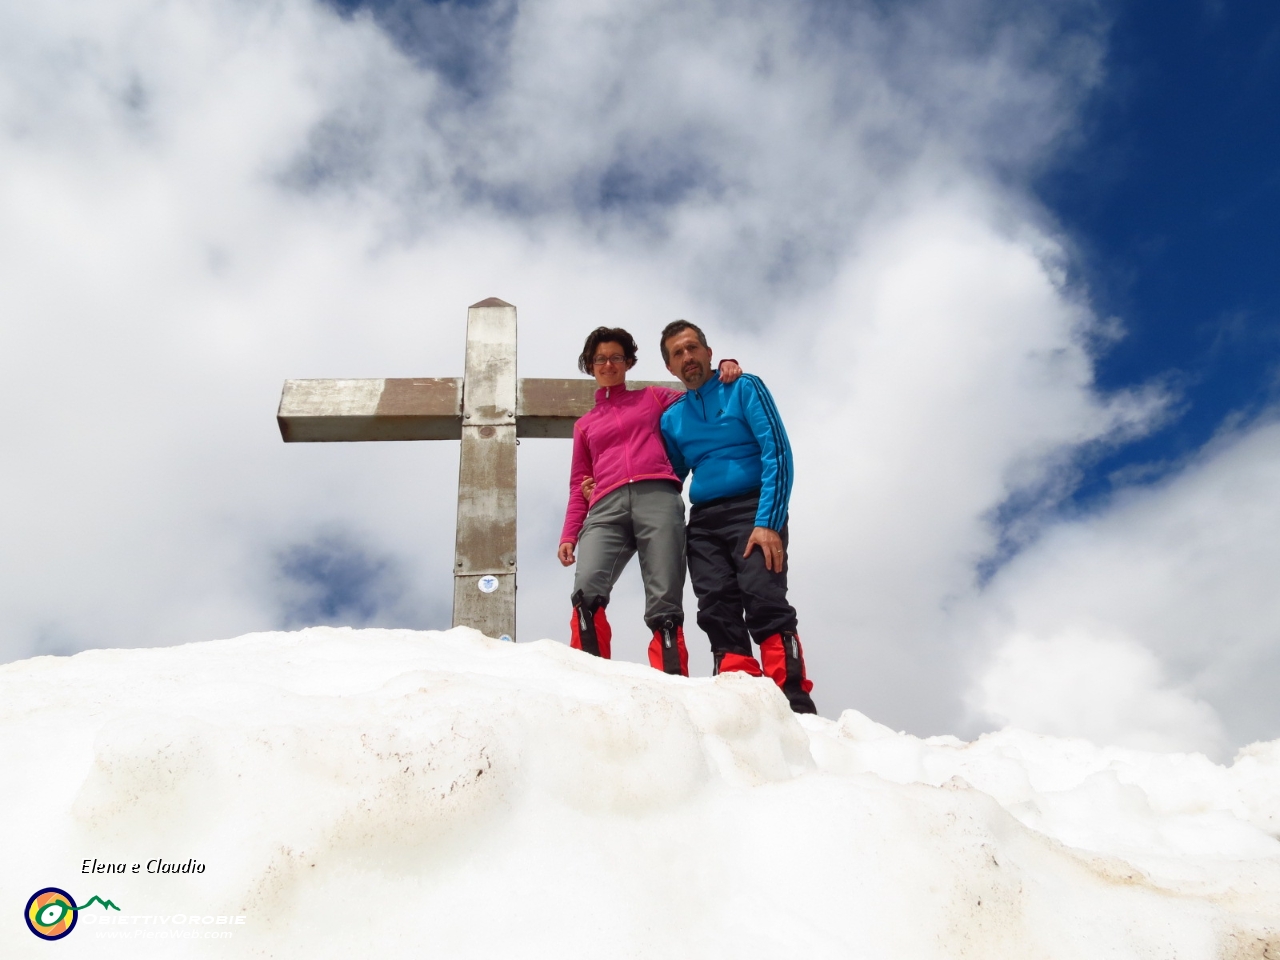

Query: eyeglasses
<box><xmin>592</xmin><ymin>355</ymin><xmax>627</xmax><ymax>367</ymax></box>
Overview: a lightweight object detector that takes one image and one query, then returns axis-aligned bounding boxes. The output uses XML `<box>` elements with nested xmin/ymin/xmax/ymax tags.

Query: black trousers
<box><xmin>686</xmin><ymin>493</ymin><xmax>798</xmax><ymax>658</ymax></box>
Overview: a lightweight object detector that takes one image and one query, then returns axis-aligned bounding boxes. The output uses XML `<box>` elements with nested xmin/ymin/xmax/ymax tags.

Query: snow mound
<box><xmin>3</xmin><ymin>627</ymin><xmax>1278</xmax><ymax>958</ymax></box>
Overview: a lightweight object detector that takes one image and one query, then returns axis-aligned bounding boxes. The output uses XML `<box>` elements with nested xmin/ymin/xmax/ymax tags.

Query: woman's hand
<box><xmin>718</xmin><ymin>358</ymin><xmax>742</xmax><ymax>383</ymax></box>
<box><xmin>581</xmin><ymin>476</ymin><xmax>597</xmax><ymax>500</ymax></box>
<box><xmin>558</xmin><ymin>542</ymin><xmax>576</xmax><ymax>567</ymax></box>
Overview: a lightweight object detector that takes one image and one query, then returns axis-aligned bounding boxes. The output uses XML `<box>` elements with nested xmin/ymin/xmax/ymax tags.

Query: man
<box><xmin>658</xmin><ymin>320</ymin><xmax>817</xmax><ymax>714</ymax></box>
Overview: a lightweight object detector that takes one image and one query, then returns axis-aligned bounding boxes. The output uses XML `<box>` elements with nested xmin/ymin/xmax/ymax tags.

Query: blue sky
<box><xmin>1040</xmin><ymin>0</ymin><xmax>1280</xmax><ymax>503</ymax></box>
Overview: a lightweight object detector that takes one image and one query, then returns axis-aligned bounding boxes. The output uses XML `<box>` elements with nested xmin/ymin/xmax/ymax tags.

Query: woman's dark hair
<box><xmin>578</xmin><ymin>327</ymin><xmax>639</xmax><ymax>375</ymax></box>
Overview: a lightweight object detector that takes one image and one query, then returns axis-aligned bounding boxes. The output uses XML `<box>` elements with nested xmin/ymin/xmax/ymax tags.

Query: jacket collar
<box><xmin>594</xmin><ymin>381</ymin><xmax>632</xmax><ymax>402</ymax></box>
<box><xmin>690</xmin><ymin>370</ymin><xmax>722</xmax><ymax>399</ymax></box>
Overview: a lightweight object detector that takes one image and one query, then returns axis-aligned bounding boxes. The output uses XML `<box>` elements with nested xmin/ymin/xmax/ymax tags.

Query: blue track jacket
<box><xmin>660</xmin><ymin>372</ymin><xmax>794</xmax><ymax>530</ymax></box>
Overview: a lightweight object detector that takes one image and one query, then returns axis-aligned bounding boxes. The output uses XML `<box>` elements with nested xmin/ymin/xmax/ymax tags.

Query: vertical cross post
<box><xmin>452</xmin><ymin>298</ymin><xmax>518</xmax><ymax>640</ymax></box>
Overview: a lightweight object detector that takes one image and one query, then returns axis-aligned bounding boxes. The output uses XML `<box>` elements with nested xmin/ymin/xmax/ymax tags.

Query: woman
<box><xmin>558</xmin><ymin>326</ymin><xmax>739</xmax><ymax>675</ymax></box>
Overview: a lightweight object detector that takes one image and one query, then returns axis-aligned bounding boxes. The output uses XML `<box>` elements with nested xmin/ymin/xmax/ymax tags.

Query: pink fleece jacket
<box><xmin>560</xmin><ymin>383</ymin><xmax>684</xmax><ymax>545</ymax></box>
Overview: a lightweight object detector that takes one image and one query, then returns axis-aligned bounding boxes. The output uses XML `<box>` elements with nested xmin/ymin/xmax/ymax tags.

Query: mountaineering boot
<box><xmin>713</xmin><ymin>651</ymin><xmax>763</xmax><ymax>677</ymax></box>
<box><xmin>646</xmin><ymin>618</ymin><xmax>689</xmax><ymax>676</ymax></box>
<box><xmin>569</xmin><ymin>591</ymin><xmax>612</xmax><ymax>660</ymax></box>
<box><xmin>759</xmin><ymin>632</ymin><xmax>817</xmax><ymax>714</ymax></box>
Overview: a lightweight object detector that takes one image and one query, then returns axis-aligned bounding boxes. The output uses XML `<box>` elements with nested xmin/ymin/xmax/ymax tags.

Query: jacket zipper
<box><xmin>612</xmin><ymin>390</ymin><xmax>634</xmax><ymax>478</ymax></box>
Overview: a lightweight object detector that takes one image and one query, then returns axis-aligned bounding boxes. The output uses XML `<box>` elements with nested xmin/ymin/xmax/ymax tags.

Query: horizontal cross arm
<box><xmin>277</xmin><ymin>377</ymin><xmax>684</xmax><ymax>442</ymax></box>
<box><xmin>277</xmin><ymin>378</ymin><xmax>463</xmax><ymax>442</ymax></box>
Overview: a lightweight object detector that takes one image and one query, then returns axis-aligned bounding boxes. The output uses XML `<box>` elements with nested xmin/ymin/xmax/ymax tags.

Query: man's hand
<box><xmin>558</xmin><ymin>542</ymin><xmax>576</xmax><ymax>567</ymax></box>
<box><xmin>718</xmin><ymin>358</ymin><xmax>742</xmax><ymax>383</ymax></box>
<box><xmin>581</xmin><ymin>476</ymin><xmax>597</xmax><ymax>500</ymax></box>
<box><xmin>743</xmin><ymin>526</ymin><xmax>785</xmax><ymax>572</ymax></box>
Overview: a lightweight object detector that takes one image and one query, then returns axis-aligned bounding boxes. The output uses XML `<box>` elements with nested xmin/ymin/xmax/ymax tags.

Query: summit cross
<box><xmin>276</xmin><ymin>298</ymin><xmax>681</xmax><ymax>641</ymax></box>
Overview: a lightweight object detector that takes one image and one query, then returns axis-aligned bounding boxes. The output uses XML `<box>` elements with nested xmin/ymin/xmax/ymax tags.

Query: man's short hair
<box><xmin>659</xmin><ymin>320</ymin><xmax>708</xmax><ymax>364</ymax></box>
<box><xmin>577</xmin><ymin>327</ymin><xmax>639</xmax><ymax>375</ymax></box>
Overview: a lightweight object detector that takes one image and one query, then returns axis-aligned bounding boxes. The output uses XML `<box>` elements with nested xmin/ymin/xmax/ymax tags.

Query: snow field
<box><xmin>2</xmin><ymin>626</ymin><xmax>1277</xmax><ymax>958</ymax></box>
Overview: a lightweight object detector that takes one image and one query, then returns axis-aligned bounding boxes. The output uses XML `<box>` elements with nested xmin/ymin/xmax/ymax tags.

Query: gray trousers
<box><xmin>573</xmin><ymin>480</ymin><xmax>686</xmax><ymax>629</ymax></box>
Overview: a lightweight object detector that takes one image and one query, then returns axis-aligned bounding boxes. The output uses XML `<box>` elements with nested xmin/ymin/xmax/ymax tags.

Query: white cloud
<box><xmin>963</xmin><ymin>417</ymin><xmax>1280</xmax><ymax>751</ymax></box>
<box><xmin>775</xmin><ymin>192</ymin><xmax>1164</xmax><ymax>735</ymax></box>
<box><xmin>12</xmin><ymin>0</ymin><xmax>1272</xmax><ymax>755</ymax></box>
<box><xmin>968</xmin><ymin>630</ymin><xmax>1228</xmax><ymax>757</ymax></box>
